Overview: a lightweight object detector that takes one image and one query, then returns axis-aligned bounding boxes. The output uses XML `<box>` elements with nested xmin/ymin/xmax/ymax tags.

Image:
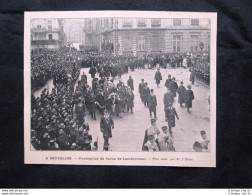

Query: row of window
<box><xmin>122</xmin><ymin>19</ymin><xmax>200</xmax><ymax>27</ymax></box>
<box><xmin>123</xmin><ymin>34</ymin><xmax>201</xmax><ymax>52</ymax></box>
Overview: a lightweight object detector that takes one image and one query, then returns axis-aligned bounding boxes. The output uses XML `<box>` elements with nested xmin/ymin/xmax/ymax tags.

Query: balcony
<box><xmin>31</xmin><ymin>28</ymin><xmax>46</xmax><ymax>33</ymax></box>
<box><xmin>31</xmin><ymin>39</ymin><xmax>60</xmax><ymax>45</ymax></box>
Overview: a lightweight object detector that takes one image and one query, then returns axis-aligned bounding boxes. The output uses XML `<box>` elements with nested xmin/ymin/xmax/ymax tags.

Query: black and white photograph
<box><xmin>24</xmin><ymin>11</ymin><xmax>217</xmax><ymax>166</ymax></box>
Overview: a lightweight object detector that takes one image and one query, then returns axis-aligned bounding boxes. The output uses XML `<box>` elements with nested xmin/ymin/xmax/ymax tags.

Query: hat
<box><xmin>78</xmin><ymin>127</ymin><xmax>84</xmax><ymax>132</ymax></box>
<box><xmin>59</xmin><ymin>123</ymin><xmax>65</xmax><ymax>129</ymax></box>
<box><xmin>187</xmin><ymin>85</ymin><xmax>191</xmax><ymax>89</ymax></box>
<box><xmin>148</xmin><ymin>134</ymin><xmax>155</xmax><ymax>140</ymax></box>
<box><xmin>200</xmin><ymin>130</ymin><xmax>206</xmax><ymax>135</ymax></box>
<box><xmin>161</xmin><ymin>126</ymin><xmax>168</xmax><ymax>131</ymax></box>
<box><xmin>151</xmin><ymin>118</ymin><xmax>156</xmax><ymax>123</ymax></box>
<box><xmin>180</xmin><ymin>81</ymin><xmax>183</xmax><ymax>84</ymax></box>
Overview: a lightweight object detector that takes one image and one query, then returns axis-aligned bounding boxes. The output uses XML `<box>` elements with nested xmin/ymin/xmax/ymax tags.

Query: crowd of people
<box><xmin>140</xmin><ymin>70</ymin><xmax>199</xmax><ymax>152</ymax></box>
<box><xmin>31</xmin><ymin>46</ymin><xmax>209</xmax><ymax>151</ymax></box>
<box><xmin>31</xmin><ymin>47</ymin><xmax>81</xmax><ymax>91</ymax></box>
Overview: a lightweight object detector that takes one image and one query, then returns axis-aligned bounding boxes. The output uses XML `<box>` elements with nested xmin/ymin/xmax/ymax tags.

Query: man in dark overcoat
<box><xmin>165</xmin><ymin>103</ymin><xmax>179</xmax><ymax>135</ymax></box>
<box><xmin>148</xmin><ymin>89</ymin><xmax>157</xmax><ymax>118</ymax></box>
<box><xmin>138</xmin><ymin>79</ymin><xmax>145</xmax><ymax>102</ymax></box>
<box><xmin>127</xmin><ymin>76</ymin><xmax>134</xmax><ymax>91</ymax></box>
<box><xmin>184</xmin><ymin>85</ymin><xmax>195</xmax><ymax>112</ymax></box>
<box><xmin>169</xmin><ymin>77</ymin><xmax>178</xmax><ymax>98</ymax></box>
<box><xmin>100</xmin><ymin>109</ymin><xmax>114</xmax><ymax>146</ymax></box>
<box><xmin>165</xmin><ymin>75</ymin><xmax>172</xmax><ymax>89</ymax></box>
<box><xmin>177</xmin><ymin>81</ymin><xmax>186</xmax><ymax>107</ymax></box>
<box><xmin>154</xmin><ymin>68</ymin><xmax>162</xmax><ymax>88</ymax></box>
<box><xmin>163</xmin><ymin>88</ymin><xmax>174</xmax><ymax>111</ymax></box>
<box><xmin>189</xmin><ymin>66</ymin><xmax>196</xmax><ymax>85</ymax></box>
<box><xmin>89</xmin><ymin>65</ymin><xmax>97</xmax><ymax>78</ymax></box>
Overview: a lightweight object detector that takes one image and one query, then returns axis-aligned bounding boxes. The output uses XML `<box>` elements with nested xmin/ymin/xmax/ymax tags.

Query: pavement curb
<box><xmin>195</xmin><ymin>79</ymin><xmax>210</xmax><ymax>88</ymax></box>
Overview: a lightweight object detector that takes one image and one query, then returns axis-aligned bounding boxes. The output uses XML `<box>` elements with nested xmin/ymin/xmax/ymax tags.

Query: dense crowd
<box><xmin>31</xmin><ymin>47</ymin><xmax>81</xmax><ymax>91</ymax></box>
<box><xmin>31</xmin><ymin>47</ymin><xmax>210</xmax><ymax>151</ymax></box>
<box><xmin>31</xmin><ymin>60</ymin><xmax>135</xmax><ymax>150</ymax></box>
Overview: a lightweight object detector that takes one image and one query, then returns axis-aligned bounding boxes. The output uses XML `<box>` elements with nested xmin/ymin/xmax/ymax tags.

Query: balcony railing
<box><xmin>31</xmin><ymin>39</ymin><xmax>61</xmax><ymax>45</ymax></box>
<box><xmin>31</xmin><ymin>28</ymin><xmax>46</xmax><ymax>33</ymax></box>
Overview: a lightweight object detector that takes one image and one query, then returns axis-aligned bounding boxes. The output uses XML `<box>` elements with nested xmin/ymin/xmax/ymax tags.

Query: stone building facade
<box><xmin>85</xmin><ymin>18</ymin><xmax>210</xmax><ymax>55</ymax></box>
<box><xmin>30</xmin><ymin>19</ymin><xmax>66</xmax><ymax>50</ymax></box>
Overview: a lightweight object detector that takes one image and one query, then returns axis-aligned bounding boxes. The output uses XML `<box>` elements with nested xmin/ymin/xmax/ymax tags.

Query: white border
<box><xmin>24</xmin><ymin>11</ymin><xmax>217</xmax><ymax>167</ymax></box>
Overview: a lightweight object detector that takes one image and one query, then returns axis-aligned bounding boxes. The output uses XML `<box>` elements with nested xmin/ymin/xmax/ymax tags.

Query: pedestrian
<box><xmin>157</xmin><ymin>126</ymin><xmax>175</xmax><ymax>151</ymax></box>
<box><xmin>154</xmin><ymin>68</ymin><xmax>162</xmax><ymax>88</ymax></box>
<box><xmin>100</xmin><ymin>109</ymin><xmax>114</xmax><ymax>147</ymax></box>
<box><xmin>138</xmin><ymin>79</ymin><xmax>145</xmax><ymax>103</ymax></box>
<box><xmin>198</xmin><ymin>130</ymin><xmax>210</xmax><ymax>151</ymax></box>
<box><xmin>165</xmin><ymin>74</ymin><xmax>172</xmax><ymax>88</ymax></box>
<box><xmin>148</xmin><ymin>89</ymin><xmax>157</xmax><ymax>118</ymax></box>
<box><xmin>127</xmin><ymin>76</ymin><xmax>134</xmax><ymax>91</ymax></box>
<box><xmin>184</xmin><ymin>85</ymin><xmax>194</xmax><ymax>112</ymax></box>
<box><xmin>89</xmin><ymin>65</ymin><xmax>97</xmax><ymax>79</ymax></box>
<box><xmin>189</xmin><ymin>66</ymin><xmax>196</xmax><ymax>85</ymax></box>
<box><xmin>177</xmin><ymin>81</ymin><xmax>186</xmax><ymax>107</ymax></box>
<box><xmin>126</xmin><ymin>88</ymin><xmax>134</xmax><ymax>113</ymax></box>
<box><xmin>163</xmin><ymin>88</ymin><xmax>174</xmax><ymax>111</ymax></box>
<box><xmin>142</xmin><ymin>82</ymin><xmax>150</xmax><ymax>107</ymax></box>
<box><xmin>169</xmin><ymin>77</ymin><xmax>178</xmax><ymax>98</ymax></box>
<box><xmin>143</xmin><ymin>134</ymin><xmax>160</xmax><ymax>151</ymax></box>
<box><xmin>142</xmin><ymin>118</ymin><xmax>160</xmax><ymax>151</ymax></box>
<box><xmin>165</xmin><ymin>102</ymin><xmax>179</xmax><ymax>135</ymax></box>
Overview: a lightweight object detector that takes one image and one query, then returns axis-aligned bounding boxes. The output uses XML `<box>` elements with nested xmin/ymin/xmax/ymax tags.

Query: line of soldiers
<box><xmin>31</xmin><ymin>48</ymin><xmax>81</xmax><ymax>92</ymax></box>
<box><xmin>31</xmin><ymin>75</ymin><xmax>96</xmax><ymax>151</ymax></box>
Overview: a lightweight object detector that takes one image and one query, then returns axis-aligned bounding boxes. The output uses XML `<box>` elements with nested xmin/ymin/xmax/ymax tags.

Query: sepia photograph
<box><xmin>24</xmin><ymin>11</ymin><xmax>217</xmax><ymax>166</ymax></box>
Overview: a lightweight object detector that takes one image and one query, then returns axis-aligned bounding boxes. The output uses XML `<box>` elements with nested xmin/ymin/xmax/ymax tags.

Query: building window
<box><xmin>173</xmin><ymin>19</ymin><xmax>181</xmax><ymax>26</ymax></box>
<box><xmin>190</xmin><ymin>35</ymin><xmax>199</xmax><ymax>52</ymax></box>
<box><xmin>173</xmin><ymin>35</ymin><xmax>181</xmax><ymax>52</ymax></box>
<box><xmin>48</xmin><ymin>20</ymin><xmax>52</xmax><ymax>30</ymax></box>
<box><xmin>137</xmin><ymin>19</ymin><xmax>147</xmax><ymax>27</ymax></box>
<box><xmin>37</xmin><ymin>25</ymin><xmax>41</xmax><ymax>29</ymax></box>
<box><xmin>151</xmin><ymin>19</ymin><xmax>161</xmax><ymax>26</ymax></box>
<box><xmin>123</xmin><ymin>36</ymin><xmax>132</xmax><ymax>51</ymax></box>
<box><xmin>123</xmin><ymin>19</ymin><xmax>133</xmax><ymax>27</ymax></box>
<box><xmin>151</xmin><ymin>35</ymin><xmax>161</xmax><ymax>51</ymax></box>
<box><xmin>48</xmin><ymin>34</ymin><xmax>53</xmax><ymax>40</ymax></box>
<box><xmin>137</xmin><ymin>35</ymin><xmax>145</xmax><ymax>50</ymax></box>
<box><xmin>191</xmin><ymin>19</ymin><xmax>199</xmax><ymax>26</ymax></box>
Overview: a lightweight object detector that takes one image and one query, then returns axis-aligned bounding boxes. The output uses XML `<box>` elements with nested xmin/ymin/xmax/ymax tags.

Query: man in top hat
<box><xmin>157</xmin><ymin>126</ymin><xmax>175</xmax><ymax>151</ymax></box>
<box><xmin>169</xmin><ymin>77</ymin><xmax>178</xmax><ymax>98</ymax></box>
<box><xmin>177</xmin><ymin>81</ymin><xmax>186</xmax><ymax>107</ymax></box>
<box><xmin>184</xmin><ymin>85</ymin><xmax>194</xmax><ymax>112</ymax></box>
<box><xmin>142</xmin><ymin>82</ymin><xmax>150</xmax><ymax>107</ymax></box>
<box><xmin>142</xmin><ymin>118</ymin><xmax>160</xmax><ymax>151</ymax></box>
<box><xmin>154</xmin><ymin>68</ymin><xmax>162</xmax><ymax>88</ymax></box>
<box><xmin>138</xmin><ymin>79</ymin><xmax>145</xmax><ymax>102</ymax></box>
<box><xmin>127</xmin><ymin>76</ymin><xmax>134</xmax><ymax>91</ymax></box>
<box><xmin>148</xmin><ymin>89</ymin><xmax>157</xmax><ymax>118</ymax></box>
<box><xmin>165</xmin><ymin>102</ymin><xmax>179</xmax><ymax>135</ymax></box>
<box><xmin>100</xmin><ymin>109</ymin><xmax>114</xmax><ymax>147</ymax></box>
<box><xmin>126</xmin><ymin>88</ymin><xmax>134</xmax><ymax>114</ymax></box>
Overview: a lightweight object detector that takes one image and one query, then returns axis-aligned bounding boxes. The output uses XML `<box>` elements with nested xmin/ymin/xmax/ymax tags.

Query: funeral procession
<box><xmin>29</xmin><ymin>17</ymin><xmax>211</xmax><ymax>153</ymax></box>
